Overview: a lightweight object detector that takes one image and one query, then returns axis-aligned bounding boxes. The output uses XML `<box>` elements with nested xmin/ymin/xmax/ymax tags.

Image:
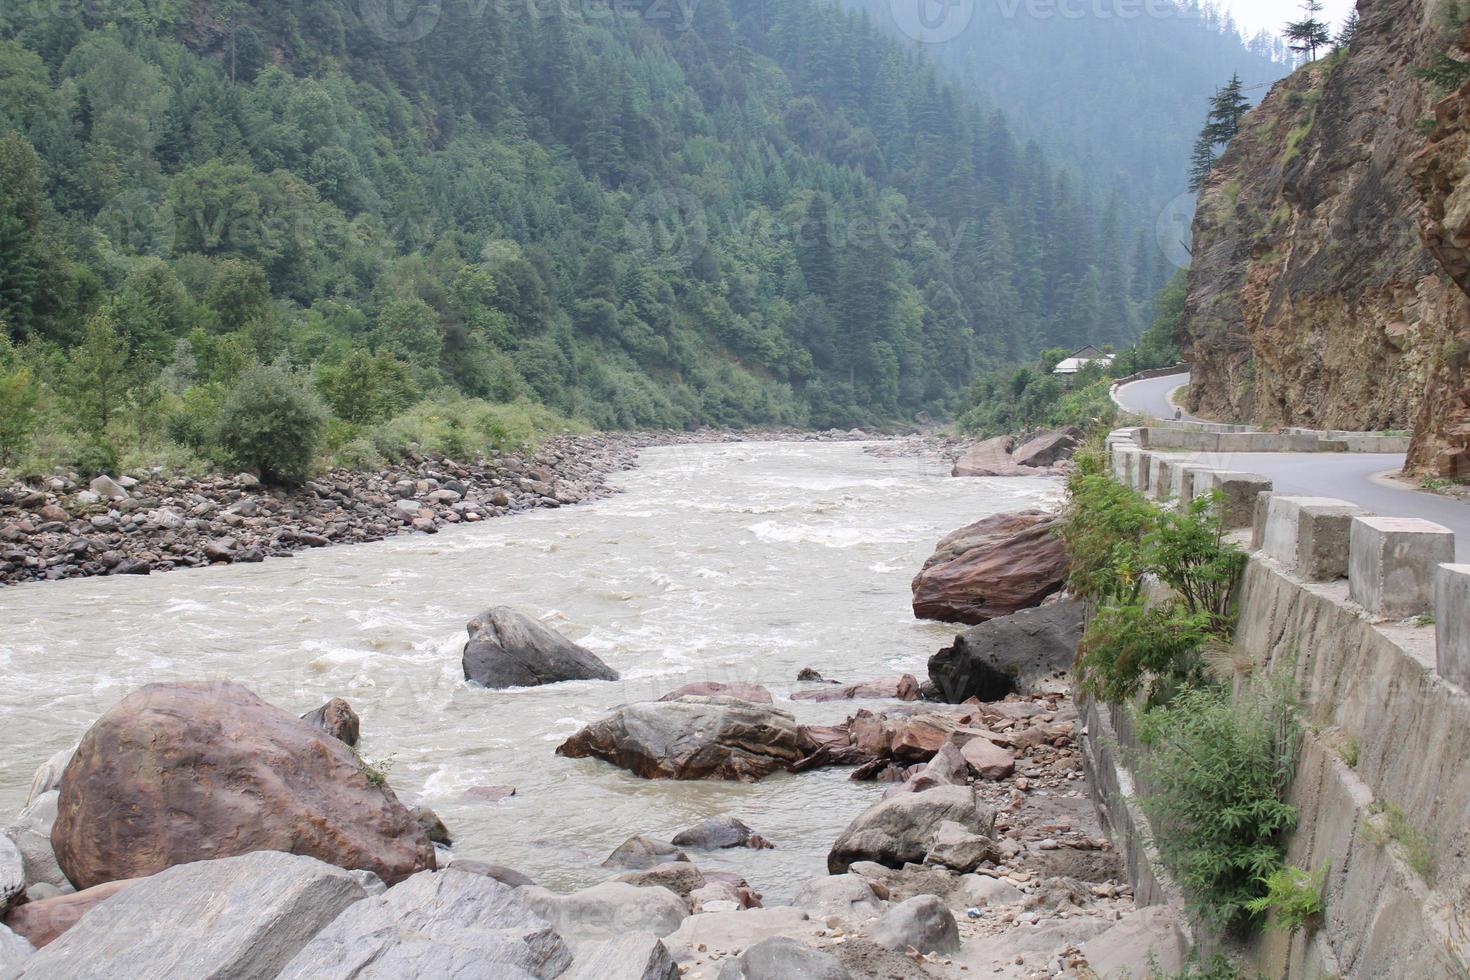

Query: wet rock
<box><xmin>276</xmin><ymin>869</ymin><xmax>572</xmax><ymax>980</ymax></box>
<box><xmin>671</xmin><ymin>816</ymin><xmax>773</xmax><ymax>851</ymax></box>
<box><xmin>715</xmin><ymin>936</ymin><xmax>852</xmax><ymax>980</ymax></box>
<box><xmin>110</xmin><ymin>558</ymin><xmax>151</xmax><ymax>575</ymax></box>
<box><xmin>557</xmin><ymin>697</ymin><xmax>802</xmax><ymax>782</ymax></box>
<box><xmin>13</xmin><ymin>852</ymin><xmax>367</xmax><ymax>979</ymax></box>
<box><xmin>910</xmin><ymin>511</ymin><xmax>1067</xmax><ymax>625</ymax></box>
<box><xmin>789</xmin><ymin>675</ymin><xmax>921</xmax><ymax>703</ymax></box>
<box><xmin>795</xmin><ymin>667</ymin><xmax>828</xmax><ymax>682</ymax></box>
<box><xmin>601</xmin><ymin>836</ymin><xmax>688</xmax><ymax>871</ymax></box>
<box><xmin>10</xmin><ymin>792</ymin><xmax>66</xmax><ymax>889</ymax></box>
<box><xmin>792</xmin><ymin>875</ymin><xmax>884</xmax><ymax>919</ymax></box>
<box><xmin>522</xmin><ymin>881</ymin><xmax>686</xmax><ymax>950</ymax></box>
<box><xmin>462</xmin><ymin>607</ymin><xmax>619</xmax><ymax>689</ymax></box>
<box><xmin>923</xmin><ymin>820</ymin><xmax>997</xmax><ymax>873</ymax></box>
<box><xmin>563</xmin><ymin>933</ymin><xmax>679</xmax><ymax>980</ymax></box>
<box><xmin>951</xmin><ymin>436</ymin><xmax>1027</xmax><ymax>478</ymax></box>
<box><xmin>463</xmin><ymin>785</ymin><xmax>517</xmax><ymax>803</ymax></box>
<box><xmin>52</xmin><ymin>681</ymin><xmax>434</xmax><ymax>890</ymax></box>
<box><xmin>3</xmin><ymin>878</ymin><xmax>137</xmax><ymax>948</ymax></box>
<box><xmin>300</xmin><ymin>697</ymin><xmax>361</xmax><ymax>746</ymax></box>
<box><xmin>960</xmin><ymin>737</ymin><xmax>1016</xmax><ymax>781</ymax></box>
<box><xmin>1011</xmin><ymin>428</ymin><xmax>1082</xmax><ymax>468</ymax></box>
<box><xmin>414</xmin><ymin>808</ymin><xmax>452</xmax><ymax>847</ymax></box>
<box><xmin>928</xmin><ymin>601</ymin><xmax>1085</xmax><ymax>703</ymax></box>
<box><xmin>0</xmin><ymin>923</ymin><xmax>32</xmax><ymax>973</ymax></box>
<box><xmin>658</xmin><ymin>682</ymin><xmax>773</xmax><ymax>704</ymax></box>
<box><xmin>613</xmin><ymin>862</ymin><xmax>707</xmax><ymax>904</ymax></box>
<box><xmin>828</xmin><ymin>785</ymin><xmax>996</xmax><ymax>874</ymax></box>
<box><xmin>447</xmin><ymin>860</ymin><xmax>536</xmax><ymax>889</ymax></box>
<box><xmin>868</xmin><ymin>895</ymin><xmax>959</xmax><ymax>955</ymax></box>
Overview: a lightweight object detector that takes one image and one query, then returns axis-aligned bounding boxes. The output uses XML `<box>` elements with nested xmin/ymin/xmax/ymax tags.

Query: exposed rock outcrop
<box><xmin>51</xmin><ymin>682</ymin><xmax>434</xmax><ymax>889</ymax></box>
<box><xmin>927</xmin><ymin>601</ymin><xmax>1085</xmax><ymax>702</ymax></box>
<box><xmin>463</xmin><ymin>607</ymin><xmax>618</xmax><ymax>689</ymax></box>
<box><xmin>555</xmin><ymin>697</ymin><xmax>802</xmax><ymax>782</ymax></box>
<box><xmin>911</xmin><ymin>511</ymin><xmax>1067</xmax><ymax>624</ymax></box>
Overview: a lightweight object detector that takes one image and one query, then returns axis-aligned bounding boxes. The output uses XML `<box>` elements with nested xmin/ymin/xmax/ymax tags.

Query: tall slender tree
<box><xmin>1286</xmin><ymin>0</ymin><xmax>1332</xmax><ymax>62</ymax></box>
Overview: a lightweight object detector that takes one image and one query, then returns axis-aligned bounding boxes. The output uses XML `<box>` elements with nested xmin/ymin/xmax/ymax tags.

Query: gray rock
<box><xmin>957</xmin><ymin>875</ymin><xmax>1024</xmax><ymax>908</ymax></box>
<box><xmin>26</xmin><ymin>747</ymin><xmax>73</xmax><ymax>805</ymax></box>
<box><xmin>828</xmin><ymin>785</ymin><xmax>996</xmax><ymax>874</ymax></box>
<box><xmin>612</xmin><ymin>862</ymin><xmax>706</xmax><ymax>903</ymax></box>
<box><xmin>393</xmin><ymin>499</ymin><xmax>422</xmax><ymax>517</ymax></box>
<box><xmin>715</xmin><ymin>937</ymin><xmax>851</xmax><ymax>980</ymax></box>
<box><xmin>276</xmin><ymin>869</ymin><xmax>571</xmax><ymax>980</ymax></box>
<box><xmin>562</xmin><ymin>932</ymin><xmax>679</xmax><ymax>980</ymax></box>
<box><xmin>145</xmin><ymin>508</ymin><xmax>184</xmax><ymax>531</ymax></box>
<box><xmin>521</xmin><ymin>881</ymin><xmax>686</xmax><ymax>950</ymax></box>
<box><xmin>923</xmin><ymin>820</ymin><xmax>997</xmax><ymax>873</ymax></box>
<box><xmin>792</xmin><ymin>875</ymin><xmax>884</xmax><ymax>919</ymax></box>
<box><xmin>0</xmin><ymin>923</ymin><xmax>33</xmax><ymax>973</ymax></box>
<box><xmin>447</xmin><ymin>860</ymin><xmax>536</xmax><ymax>889</ymax></box>
<box><xmin>1011</xmin><ymin>429</ymin><xmax>1081</xmax><ymax>468</ymax></box>
<box><xmin>87</xmin><ymin>476</ymin><xmax>129</xmax><ymax>501</ymax></box>
<box><xmin>869</xmin><ymin>895</ymin><xmax>960</xmax><ymax>955</ymax></box>
<box><xmin>1079</xmin><ymin>907</ymin><xmax>1188</xmax><ymax>979</ymax></box>
<box><xmin>927</xmin><ymin>601</ymin><xmax>1085</xmax><ymax>703</ymax></box>
<box><xmin>15</xmin><ymin>851</ymin><xmax>367</xmax><ymax>979</ymax></box>
<box><xmin>671</xmin><ymin>816</ymin><xmax>773</xmax><ymax>851</ymax></box>
<box><xmin>462</xmin><ymin>607</ymin><xmax>618</xmax><ymax>689</ymax></box>
<box><xmin>0</xmin><ymin>834</ymin><xmax>24</xmax><ymax>911</ymax></box>
<box><xmin>10</xmin><ymin>792</ymin><xmax>67</xmax><ymax>889</ymax></box>
<box><xmin>601</xmin><ymin>836</ymin><xmax>689</xmax><ymax>871</ymax></box>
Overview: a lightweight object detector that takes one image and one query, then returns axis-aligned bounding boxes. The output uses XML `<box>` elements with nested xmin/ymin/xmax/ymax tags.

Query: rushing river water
<box><xmin>0</xmin><ymin>441</ymin><xmax>1060</xmax><ymax>902</ymax></box>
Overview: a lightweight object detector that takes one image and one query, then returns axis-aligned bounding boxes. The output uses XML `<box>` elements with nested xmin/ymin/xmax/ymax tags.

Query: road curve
<box><xmin>1112</xmin><ymin>371</ymin><xmax>1196</xmax><ymax>421</ymax></box>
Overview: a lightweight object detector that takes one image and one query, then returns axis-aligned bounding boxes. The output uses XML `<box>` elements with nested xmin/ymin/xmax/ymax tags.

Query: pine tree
<box><xmin>1286</xmin><ymin>0</ymin><xmax>1332</xmax><ymax>62</ymax></box>
<box><xmin>1336</xmin><ymin>10</ymin><xmax>1359</xmax><ymax>49</ymax></box>
<box><xmin>1206</xmin><ymin>74</ymin><xmax>1251</xmax><ymax>144</ymax></box>
<box><xmin>1188</xmin><ymin>132</ymin><xmax>1218</xmax><ymax>192</ymax></box>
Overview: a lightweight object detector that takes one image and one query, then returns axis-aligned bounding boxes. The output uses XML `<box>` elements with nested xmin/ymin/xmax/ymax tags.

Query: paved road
<box><xmin>1112</xmin><ymin>372</ymin><xmax>1197</xmax><ymax>421</ymax></box>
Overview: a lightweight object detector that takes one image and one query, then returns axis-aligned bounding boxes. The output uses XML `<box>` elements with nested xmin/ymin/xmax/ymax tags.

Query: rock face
<box><xmin>9</xmin><ymin>792</ymin><xmax>66</xmax><ymax>890</ymax></box>
<box><xmin>556</xmin><ymin>697</ymin><xmax>802</xmax><ymax>782</ymax></box>
<box><xmin>828</xmin><ymin>785</ymin><xmax>996</xmax><ymax>874</ymax></box>
<box><xmin>521</xmin><ymin>881</ymin><xmax>686</xmax><ymax>949</ymax></box>
<box><xmin>0</xmin><ymin>923</ymin><xmax>32</xmax><ymax>973</ymax></box>
<box><xmin>1181</xmin><ymin>0</ymin><xmax>1470</xmax><ymax>476</ymax></box>
<box><xmin>276</xmin><ymin>869</ymin><xmax>573</xmax><ymax>979</ymax></box>
<box><xmin>911</xmin><ymin>511</ymin><xmax>1067</xmax><ymax>625</ymax></box>
<box><xmin>463</xmin><ymin>607</ymin><xmax>619</xmax><ymax>689</ymax></box>
<box><xmin>563</xmin><ymin>933</ymin><xmax>679</xmax><ymax>980</ymax></box>
<box><xmin>14</xmin><ymin>852</ymin><xmax>368</xmax><ymax>979</ymax></box>
<box><xmin>928</xmin><ymin>601</ymin><xmax>1084</xmax><ymax>702</ymax></box>
<box><xmin>0</xmin><ymin>835</ymin><xmax>23</xmax><ymax>911</ymax></box>
<box><xmin>51</xmin><ymin>682</ymin><xmax>434</xmax><ymax>890</ymax></box>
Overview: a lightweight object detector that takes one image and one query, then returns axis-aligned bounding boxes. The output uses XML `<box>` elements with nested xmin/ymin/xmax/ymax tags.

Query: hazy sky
<box><xmin>1225</xmin><ymin>0</ymin><xmax>1357</xmax><ymax>37</ymax></box>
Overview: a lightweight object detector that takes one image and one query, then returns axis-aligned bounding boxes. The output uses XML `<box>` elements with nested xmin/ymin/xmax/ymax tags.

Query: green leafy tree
<box><xmin>0</xmin><ymin>335</ymin><xmax>39</xmax><ymax>466</ymax></box>
<box><xmin>212</xmin><ymin>364</ymin><xmax>326</xmax><ymax>486</ymax></box>
<box><xmin>317</xmin><ymin>348</ymin><xmax>419</xmax><ymax>425</ymax></box>
<box><xmin>64</xmin><ymin>314</ymin><xmax>133</xmax><ymax>438</ymax></box>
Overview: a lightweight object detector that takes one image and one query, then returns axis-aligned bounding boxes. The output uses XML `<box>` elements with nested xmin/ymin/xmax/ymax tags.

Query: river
<box><xmin>0</xmin><ymin>441</ymin><xmax>1060</xmax><ymax>902</ymax></box>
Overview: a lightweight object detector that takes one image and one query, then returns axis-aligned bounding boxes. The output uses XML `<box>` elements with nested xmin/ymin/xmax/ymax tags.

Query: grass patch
<box><xmin>1363</xmin><ymin>803</ymin><xmax>1437</xmax><ymax>883</ymax></box>
<box><xmin>357</xmin><ymin>753</ymin><xmax>396</xmax><ymax>790</ymax></box>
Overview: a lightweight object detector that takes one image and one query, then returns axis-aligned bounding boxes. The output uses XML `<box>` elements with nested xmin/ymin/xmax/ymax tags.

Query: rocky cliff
<box><xmin>1181</xmin><ymin>0</ymin><xmax>1470</xmax><ymax>476</ymax></box>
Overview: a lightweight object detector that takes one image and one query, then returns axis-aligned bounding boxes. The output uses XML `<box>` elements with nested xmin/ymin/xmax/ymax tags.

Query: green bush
<box><xmin>1077</xmin><ymin>600</ymin><xmax>1213</xmax><ymax>704</ymax></box>
<box><xmin>212</xmin><ymin>364</ymin><xmax>326</xmax><ymax>486</ymax></box>
<box><xmin>367</xmin><ymin>395</ymin><xmax>584</xmax><ymax>464</ymax></box>
<box><xmin>1145</xmin><ymin>492</ymin><xmax>1247</xmax><ymax>635</ymax></box>
<box><xmin>1058</xmin><ymin>471</ymin><xmax>1158</xmax><ymax>604</ymax></box>
<box><xmin>0</xmin><ymin>348</ymin><xmax>39</xmax><ymax>468</ymax></box>
<box><xmin>1244</xmin><ymin>864</ymin><xmax>1325</xmax><ymax>934</ymax></box>
<box><xmin>1135</xmin><ymin>678</ymin><xmax>1302</xmax><ymax>932</ymax></box>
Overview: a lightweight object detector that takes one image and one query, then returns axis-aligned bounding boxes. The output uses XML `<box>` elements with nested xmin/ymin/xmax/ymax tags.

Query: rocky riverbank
<box><xmin>0</xmin><ymin>427</ymin><xmax>903</xmax><ymax>588</ymax></box>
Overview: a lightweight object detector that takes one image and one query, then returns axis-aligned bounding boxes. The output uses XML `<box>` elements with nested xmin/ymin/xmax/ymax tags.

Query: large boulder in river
<box><xmin>556</xmin><ymin>696</ymin><xmax>802</xmax><ymax>782</ymax></box>
<box><xmin>13</xmin><ymin>852</ymin><xmax>369</xmax><ymax>979</ymax></box>
<box><xmin>277</xmin><ymin>869</ymin><xmax>573</xmax><ymax>979</ymax></box>
<box><xmin>463</xmin><ymin>607</ymin><xmax>619</xmax><ymax>689</ymax></box>
<box><xmin>951</xmin><ymin>436</ymin><xmax>1027</xmax><ymax>477</ymax></box>
<box><xmin>910</xmin><ymin>510</ymin><xmax>1067</xmax><ymax>625</ymax></box>
<box><xmin>927</xmin><ymin>601</ymin><xmax>1085</xmax><ymax>702</ymax></box>
<box><xmin>828</xmin><ymin>785</ymin><xmax>996</xmax><ymax>874</ymax></box>
<box><xmin>51</xmin><ymin>681</ymin><xmax>435</xmax><ymax>890</ymax></box>
<box><xmin>1012</xmin><ymin>429</ymin><xmax>1081</xmax><ymax>469</ymax></box>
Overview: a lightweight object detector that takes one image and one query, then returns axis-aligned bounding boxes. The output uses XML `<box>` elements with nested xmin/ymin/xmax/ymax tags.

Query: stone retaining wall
<box><xmin>1086</xmin><ymin>428</ymin><xmax>1468</xmax><ymax>978</ymax></box>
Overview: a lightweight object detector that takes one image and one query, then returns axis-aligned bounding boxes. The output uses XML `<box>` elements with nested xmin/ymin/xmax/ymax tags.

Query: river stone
<box><xmin>923</xmin><ymin>820</ymin><xmax>997</xmax><ymax>873</ymax></box>
<box><xmin>663</xmin><ymin>907</ymin><xmax>818</xmax><ymax>964</ymax></box>
<box><xmin>792</xmin><ymin>875</ymin><xmax>884</xmax><ymax>919</ymax></box>
<box><xmin>928</xmin><ymin>601</ymin><xmax>1085</xmax><ymax>702</ymax></box>
<box><xmin>26</xmin><ymin>747</ymin><xmax>73</xmax><ymax>805</ymax></box>
<box><xmin>562</xmin><ymin>933</ymin><xmax>679</xmax><ymax>980</ymax></box>
<box><xmin>960</xmin><ymin>738</ymin><xmax>1016</xmax><ymax>781</ymax></box>
<box><xmin>0</xmin><ymin>834</ymin><xmax>23</xmax><ymax>911</ymax></box>
<box><xmin>87</xmin><ymin>476</ymin><xmax>128</xmax><ymax>501</ymax></box>
<box><xmin>3</xmin><ymin>879</ymin><xmax>138</xmax><ymax>949</ymax></box>
<box><xmin>300</xmin><ymin>698</ymin><xmax>360</xmax><ymax>746</ymax></box>
<box><xmin>657</xmin><ymin>682</ymin><xmax>773</xmax><ymax>704</ymax></box>
<box><xmin>556</xmin><ymin>696</ymin><xmax>802</xmax><ymax>782</ymax></box>
<box><xmin>446</xmin><ymin>860</ymin><xmax>536</xmax><ymax>889</ymax></box>
<box><xmin>276</xmin><ymin>869</ymin><xmax>572</xmax><ymax>980</ymax></box>
<box><xmin>9</xmin><ymin>792</ymin><xmax>66</xmax><ymax>890</ymax></box>
<box><xmin>1012</xmin><ymin>429</ymin><xmax>1081</xmax><ymax>468</ymax></box>
<box><xmin>13</xmin><ymin>851</ymin><xmax>367</xmax><ymax>979</ymax></box>
<box><xmin>51</xmin><ymin>681</ymin><xmax>434</xmax><ymax>889</ymax></box>
<box><xmin>950</xmin><ymin>436</ymin><xmax>1027</xmax><ymax>477</ymax></box>
<box><xmin>600</xmin><ymin>836</ymin><xmax>689</xmax><ymax>870</ymax></box>
<box><xmin>613</xmin><ymin>862</ymin><xmax>707</xmax><ymax>903</ymax></box>
<box><xmin>869</xmin><ymin>895</ymin><xmax>960</xmax><ymax>954</ymax></box>
<box><xmin>521</xmin><ymin>881</ymin><xmax>686</xmax><ymax>950</ymax></box>
<box><xmin>715</xmin><ymin>936</ymin><xmax>852</xmax><ymax>980</ymax></box>
<box><xmin>0</xmin><ymin>923</ymin><xmax>32</xmax><ymax>973</ymax></box>
<box><xmin>958</xmin><ymin>874</ymin><xmax>1025</xmax><ymax>908</ymax></box>
<box><xmin>462</xmin><ymin>607</ymin><xmax>619</xmax><ymax>689</ymax></box>
<box><xmin>910</xmin><ymin>511</ymin><xmax>1068</xmax><ymax>625</ymax></box>
<box><xmin>828</xmin><ymin>785</ymin><xmax>996</xmax><ymax>875</ymax></box>
<box><xmin>671</xmin><ymin>816</ymin><xmax>773</xmax><ymax>851</ymax></box>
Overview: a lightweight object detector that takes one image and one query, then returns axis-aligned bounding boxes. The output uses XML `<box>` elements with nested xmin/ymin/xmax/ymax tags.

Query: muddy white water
<box><xmin>0</xmin><ymin>442</ymin><xmax>1060</xmax><ymax>902</ymax></box>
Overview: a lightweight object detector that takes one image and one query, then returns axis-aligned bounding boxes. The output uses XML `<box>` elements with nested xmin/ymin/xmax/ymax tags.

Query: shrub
<box><xmin>0</xmin><ymin>355</ymin><xmax>39</xmax><ymax>468</ymax></box>
<box><xmin>1134</xmin><ymin>677</ymin><xmax>1302</xmax><ymax>932</ymax></box>
<box><xmin>1077</xmin><ymin>600</ymin><xmax>1213</xmax><ymax>704</ymax></box>
<box><xmin>212</xmin><ymin>364</ymin><xmax>326</xmax><ymax>486</ymax></box>
<box><xmin>1244</xmin><ymin>864</ymin><xmax>1325</xmax><ymax>934</ymax></box>
<box><xmin>1145</xmin><ymin>492</ymin><xmax>1247</xmax><ymax>635</ymax></box>
<box><xmin>1058</xmin><ymin>471</ymin><xmax>1158</xmax><ymax>603</ymax></box>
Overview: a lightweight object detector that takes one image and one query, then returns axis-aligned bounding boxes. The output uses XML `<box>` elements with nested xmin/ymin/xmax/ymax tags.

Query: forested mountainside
<box><xmin>0</xmin><ymin>0</ymin><xmax>1148</xmax><ymax>478</ymax></box>
<box><xmin>837</xmin><ymin>0</ymin><xmax>1291</xmax><ymax>253</ymax></box>
<box><xmin>1180</xmin><ymin>0</ymin><xmax>1470</xmax><ymax>476</ymax></box>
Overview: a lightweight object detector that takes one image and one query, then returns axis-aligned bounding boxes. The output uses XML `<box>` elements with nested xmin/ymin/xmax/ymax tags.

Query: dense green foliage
<box><xmin>1135</xmin><ymin>680</ymin><xmax>1302</xmax><ymax>932</ymax></box>
<box><xmin>0</xmin><ymin>0</ymin><xmax>1163</xmax><ymax>479</ymax></box>
<box><xmin>1243</xmin><ymin>864</ymin><xmax>1325</xmax><ymax>934</ymax></box>
<box><xmin>212</xmin><ymin>364</ymin><xmax>325</xmax><ymax>485</ymax></box>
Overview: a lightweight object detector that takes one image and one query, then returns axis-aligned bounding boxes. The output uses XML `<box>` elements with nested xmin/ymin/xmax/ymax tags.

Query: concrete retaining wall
<box><xmin>1085</xmin><ymin>428</ymin><xmax>1467</xmax><ymax>978</ymax></box>
<box><xmin>1136</xmin><ymin>424</ymin><xmax>1410</xmax><ymax>454</ymax></box>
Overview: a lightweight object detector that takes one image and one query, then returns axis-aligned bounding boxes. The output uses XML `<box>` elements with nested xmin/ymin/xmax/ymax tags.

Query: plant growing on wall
<box><xmin>1244</xmin><ymin>864</ymin><xmax>1326</xmax><ymax>933</ymax></box>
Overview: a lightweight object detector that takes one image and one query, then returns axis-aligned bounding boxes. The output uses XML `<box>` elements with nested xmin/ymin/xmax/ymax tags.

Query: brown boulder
<box><xmin>960</xmin><ymin>738</ymin><xmax>1017</xmax><ymax>780</ymax></box>
<box><xmin>951</xmin><ymin>436</ymin><xmax>1028</xmax><ymax>477</ymax></box>
<box><xmin>911</xmin><ymin>510</ymin><xmax>1067</xmax><ymax>624</ymax></box>
<box><xmin>789</xmin><ymin>675</ymin><xmax>921</xmax><ymax>703</ymax></box>
<box><xmin>556</xmin><ymin>696</ymin><xmax>802</xmax><ymax>782</ymax></box>
<box><xmin>52</xmin><ymin>682</ymin><xmax>435</xmax><ymax>890</ymax></box>
<box><xmin>300</xmin><ymin>697</ymin><xmax>360</xmax><ymax>746</ymax></box>
<box><xmin>3</xmin><ymin>878</ymin><xmax>138</xmax><ymax>948</ymax></box>
<box><xmin>658</xmin><ymin>681</ymin><xmax>773</xmax><ymax>704</ymax></box>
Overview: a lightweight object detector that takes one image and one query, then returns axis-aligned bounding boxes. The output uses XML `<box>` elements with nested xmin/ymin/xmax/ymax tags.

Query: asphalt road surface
<box><xmin>1112</xmin><ymin>372</ymin><xmax>1196</xmax><ymax>421</ymax></box>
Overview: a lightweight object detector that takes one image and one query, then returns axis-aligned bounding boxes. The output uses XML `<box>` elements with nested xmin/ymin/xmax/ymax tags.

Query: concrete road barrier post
<box><xmin>1438</xmin><ymin>565</ymin><xmax>1470</xmax><ymax>687</ymax></box>
<box><xmin>1349</xmin><ymin>517</ymin><xmax>1456</xmax><ymax>618</ymax></box>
